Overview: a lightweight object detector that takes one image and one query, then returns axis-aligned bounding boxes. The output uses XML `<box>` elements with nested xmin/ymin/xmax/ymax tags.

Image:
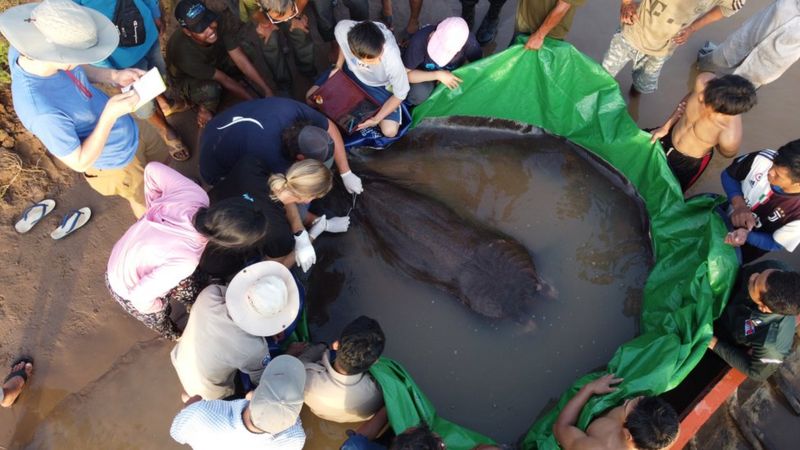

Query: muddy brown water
<box><xmin>305</xmin><ymin>118</ymin><xmax>652</xmax><ymax>444</ymax></box>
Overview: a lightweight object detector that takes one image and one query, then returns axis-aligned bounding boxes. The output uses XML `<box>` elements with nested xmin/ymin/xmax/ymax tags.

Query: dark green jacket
<box><xmin>713</xmin><ymin>260</ymin><xmax>797</xmax><ymax>381</ymax></box>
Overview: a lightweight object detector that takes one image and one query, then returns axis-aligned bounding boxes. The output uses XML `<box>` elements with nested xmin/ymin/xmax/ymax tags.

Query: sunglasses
<box><xmin>265</xmin><ymin>2</ymin><xmax>299</xmax><ymax>24</ymax></box>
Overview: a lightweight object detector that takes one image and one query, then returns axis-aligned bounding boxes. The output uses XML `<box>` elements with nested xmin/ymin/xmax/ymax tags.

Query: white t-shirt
<box><xmin>334</xmin><ymin>20</ymin><xmax>410</xmax><ymax>100</ymax></box>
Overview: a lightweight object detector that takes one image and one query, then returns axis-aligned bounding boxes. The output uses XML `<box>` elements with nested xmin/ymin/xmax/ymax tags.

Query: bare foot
<box><xmin>1</xmin><ymin>360</ymin><xmax>33</xmax><ymax>407</ymax></box>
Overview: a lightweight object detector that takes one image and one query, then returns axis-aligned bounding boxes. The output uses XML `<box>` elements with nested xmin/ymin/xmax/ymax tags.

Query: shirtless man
<box><xmin>553</xmin><ymin>374</ymin><xmax>679</xmax><ymax>450</ymax></box>
<box><xmin>649</xmin><ymin>72</ymin><xmax>756</xmax><ymax>191</ymax></box>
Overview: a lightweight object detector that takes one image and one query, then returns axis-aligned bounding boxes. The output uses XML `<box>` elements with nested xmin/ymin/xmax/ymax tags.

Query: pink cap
<box><xmin>427</xmin><ymin>17</ymin><xmax>469</xmax><ymax>68</ymax></box>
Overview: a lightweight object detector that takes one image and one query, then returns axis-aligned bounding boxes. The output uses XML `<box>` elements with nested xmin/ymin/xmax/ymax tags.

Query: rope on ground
<box><xmin>0</xmin><ymin>150</ymin><xmax>46</xmax><ymax>200</ymax></box>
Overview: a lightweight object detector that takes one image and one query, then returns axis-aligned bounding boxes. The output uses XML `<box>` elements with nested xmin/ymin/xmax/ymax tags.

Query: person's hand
<box><xmin>585</xmin><ymin>373</ymin><xmax>624</xmax><ymax>395</ymax></box>
<box><xmin>105</xmin><ymin>90</ymin><xmax>141</xmax><ymax>119</ymax></box>
<box><xmin>620</xmin><ymin>1</ymin><xmax>638</xmax><ymax>25</ymax></box>
<box><xmin>731</xmin><ymin>205</ymin><xmax>755</xmax><ymax>230</ymax></box>
<box><xmin>256</xmin><ymin>20</ymin><xmax>277</xmax><ymax>43</ymax></box>
<box><xmin>294</xmin><ymin>230</ymin><xmax>316</xmax><ymax>272</ymax></box>
<box><xmin>196</xmin><ymin>106</ymin><xmax>213</xmax><ymax>129</ymax></box>
<box><xmin>154</xmin><ymin>17</ymin><xmax>166</xmax><ymax>35</ymax></box>
<box><xmin>356</xmin><ymin>116</ymin><xmax>381</xmax><ymax>131</ymax></box>
<box><xmin>290</xmin><ymin>15</ymin><xmax>309</xmax><ymax>33</ymax></box>
<box><xmin>524</xmin><ymin>33</ymin><xmax>545</xmax><ymax>50</ymax></box>
<box><xmin>707</xmin><ymin>336</ymin><xmax>718</xmax><ymax>350</ymax></box>
<box><xmin>111</xmin><ymin>68</ymin><xmax>145</xmax><ymax>88</ymax></box>
<box><xmin>341</xmin><ymin>171</ymin><xmax>363</xmax><ymax>194</ymax></box>
<box><xmin>724</xmin><ymin>228</ymin><xmax>748</xmax><ymax>247</ymax></box>
<box><xmin>309</xmin><ymin>215</ymin><xmax>351</xmax><ymax>239</ymax></box>
<box><xmin>286</xmin><ymin>341</ymin><xmax>310</xmax><ymax>356</ymax></box>
<box><xmin>672</xmin><ymin>26</ymin><xmax>695</xmax><ymax>45</ymax></box>
<box><xmin>436</xmin><ymin>70</ymin><xmax>463</xmax><ymax>90</ymax></box>
<box><xmin>650</xmin><ymin>125</ymin><xmax>670</xmax><ymax>144</ymax></box>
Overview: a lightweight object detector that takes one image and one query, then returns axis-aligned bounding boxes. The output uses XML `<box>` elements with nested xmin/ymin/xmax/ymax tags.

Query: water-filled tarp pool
<box><xmin>351</xmin><ymin>36</ymin><xmax>741</xmax><ymax>449</ymax></box>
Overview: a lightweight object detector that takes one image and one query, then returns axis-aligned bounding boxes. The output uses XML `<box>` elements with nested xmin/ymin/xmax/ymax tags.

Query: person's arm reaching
<box><xmin>406</xmin><ymin>69</ymin><xmax>462</xmax><ymax>89</ymax></box>
<box><xmin>709</xmin><ymin>336</ymin><xmax>783</xmax><ymax>381</ymax></box>
<box><xmin>327</xmin><ymin>119</ymin><xmax>363</xmax><ymax>194</ymax></box>
<box><xmin>649</xmin><ymin>95</ymin><xmax>688</xmax><ymax>144</ymax></box>
<box><xmin>673</xmin><ymin>6</ymin><xmax>726</xmax><ymax>45</ymax></box>
<box><xmin>745</xmin><ymin>231</ymin><xmax>783</xmax><ymax>251</ymax></box>
<box><xmin>554</xmin><ymin>374</ymin><xmax>623</xmax><ymax>449</ymax></box>
<box><xmin>211</xmin><ymin>67</ymin><xmax>254</xmax><ymax>101</ymax></box>
<box><xmin>227</xmin><ymin>47</ymin><xmax>273</xmax><ymax>97</ymax></box>
<box><xmin>356</xmin><ymin>96</ymin><xmax>403</xmax><ymax>130</ymax></box>
<box><xmin>525</xmin><ymin>0</ymin><xmax>572</xmax><ymax>50</ymax></box>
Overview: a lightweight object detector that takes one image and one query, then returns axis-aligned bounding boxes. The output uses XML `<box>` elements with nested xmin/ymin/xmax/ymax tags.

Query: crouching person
<box><xmin>708</xmin><ymin>260</ymin><xmax>800</xmax><ymax>381</ymax></box>
<box><xmin>307</xmin><ymin>21</ymin><xmax>409</xmax><ymax>138</ymax></box>
<box><xmin>106</xmin><ymin>163</ymin><xmax>267</xmax><ymax>341</ymax></box>
<box><xmin>300</xmin><ymin>316</ymin><xmax>386</xmax><ymax>422</ymax></box>
<box><xmin>171</xmin><ymin>261</ymin><xmax>304</xmax><ymax>400</ymax></box>
<box><xmin>167</xmin><ymin>0</ymin><xmax>272</xmax><ymax>129</ymax></box>
<box><xmin>553</xmin><ymin>374</ymin><xmax>679</xmax><ymax>450</ymax></box>
<box><xmin>170</xmin><ymin>355</ymin><xmax>306</xmax><ymax>449</ymax></box>
<box><xmin>403</xmin><ymin>17</ymin><xmax>482</xmax><ymax>106</ymax></box>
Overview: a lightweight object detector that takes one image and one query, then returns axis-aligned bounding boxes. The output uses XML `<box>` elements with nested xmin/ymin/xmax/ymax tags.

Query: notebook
<box><xmin>121</xmin><ymin>67</ymin><xmax>166</xmax><ymax>110</ymax></box>
<box><xmin>310</xmin><ymin>70</ymin><xmax>380</xmax><ymax>134</ymax></box>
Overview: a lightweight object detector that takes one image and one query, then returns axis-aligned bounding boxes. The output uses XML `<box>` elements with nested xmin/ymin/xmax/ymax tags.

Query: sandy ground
<box><xmin>0</xmin><ymin>0</ymin><xmax>798</xmax><ymax>448</ymax></box>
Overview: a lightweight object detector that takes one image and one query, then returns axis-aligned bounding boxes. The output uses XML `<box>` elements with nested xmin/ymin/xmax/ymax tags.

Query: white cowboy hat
<box><xmin>0</xmin><ymin>0</ymin><xmax>119</xmax><ymax>65</ymax></box>
<box><xmin>226</xmin><ymin>261</ymin><xmax>300</xmax><ymax>337</ymax></box>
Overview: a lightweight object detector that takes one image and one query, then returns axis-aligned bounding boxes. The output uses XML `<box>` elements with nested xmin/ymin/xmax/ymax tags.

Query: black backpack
<box><xmin>113</xmin><ymin>0</ymin><xmax>147</xmax><ymax>47</ymax></box>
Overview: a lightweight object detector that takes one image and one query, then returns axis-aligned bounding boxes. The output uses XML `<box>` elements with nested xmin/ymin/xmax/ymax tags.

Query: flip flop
<box><xmin>3</xmin><ymin>357</ymin><xmax>33</xmax><ymax>384</ymax></box>
<box><xmin>14</xmin><ymin>199</ymin><xmax>56</xmax><ymax>234</ymax></box>
<box><xmin>51</xmin><ymin>207</ymin><xmax>92</xmax><ymax>240</ymax></box>
<box><xmin>165</xmin><ymin>137</ymin><xmax>191</xmax><ymax>162</ymax></box>
<box><xmin>2</xmin><ymin>357</ymin><xmax>33</xmax><ymax>407</ymax></box>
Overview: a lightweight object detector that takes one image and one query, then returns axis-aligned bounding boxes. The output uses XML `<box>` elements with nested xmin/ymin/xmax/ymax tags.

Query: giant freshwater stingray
<box><xmin>319</xmin><ymin>173</ymin><xmax>547</xmax><ymax>324</ymax></box>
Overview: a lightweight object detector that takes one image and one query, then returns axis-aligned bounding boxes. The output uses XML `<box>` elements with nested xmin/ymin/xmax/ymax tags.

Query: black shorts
<box><xmin>648</xmin><ymin>127</ymin><xmax>713</xmax><ymax>192</ymax></box>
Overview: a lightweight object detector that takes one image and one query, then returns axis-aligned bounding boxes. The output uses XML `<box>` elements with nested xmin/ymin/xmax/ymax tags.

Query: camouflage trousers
<box><xmin>601</xmin><ymin>31</ymin><xmax>671</xmax><ymax>94</ymax></box>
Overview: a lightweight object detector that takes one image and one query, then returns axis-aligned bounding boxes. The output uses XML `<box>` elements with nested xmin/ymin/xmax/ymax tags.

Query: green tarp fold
<box><xmin>359</xmin><ymin>37</ymin><xmax>740</xmax><ymax>449</ymax></box>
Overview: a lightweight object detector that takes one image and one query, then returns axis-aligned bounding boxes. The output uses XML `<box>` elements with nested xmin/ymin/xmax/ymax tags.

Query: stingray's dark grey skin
<box><xmin>337</xmin><ymin>175</ymin><xmax>544</xmax><ymax>322</ymax></box>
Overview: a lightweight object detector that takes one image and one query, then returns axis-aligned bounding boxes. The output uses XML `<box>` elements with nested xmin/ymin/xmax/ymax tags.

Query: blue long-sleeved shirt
<box><xmin>721</xmin><ymin>170</ymin><xmax>784</xmax><ymax>251</ymax></box>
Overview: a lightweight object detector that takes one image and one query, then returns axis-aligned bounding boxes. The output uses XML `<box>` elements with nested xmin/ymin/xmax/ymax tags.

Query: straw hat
<box><xmin>226</xmin><ymin>261</ymin><xmax>300</xmax><ymax>337</ymax></box>
<box><xmin>0</xmin><ymin>0</ymin><xmax>119</xmax><ymax>65</ymax></box>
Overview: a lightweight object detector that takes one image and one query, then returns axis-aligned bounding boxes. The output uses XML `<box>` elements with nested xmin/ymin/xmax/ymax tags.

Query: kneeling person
<box><xmin>553</xmin><ymin>374</ymin><xmax>679</xmax><ymax>450</ymax></box>
<box><xmin>300</xmin><ymin>316</ymin><xmax>385</xmax><ymax>422</ymax></box>
<box><xmin>708</xmin><ymin>260</ymin><xmax>800</xmax><ymax>381</ymax></box>
<box><xmin>307</xmin><ymin>20</ymin><xmax>409</xmax><ymax>138</ymax></box>
<box><xmin>722</xmin><ymin>140</ymin><xmax>800</xmax><ymax>262</ymax></box>
<box><xmin>403</xmin><ymin>17</ymin><xmax>482</xmax><ymax>105</ymax></box>
<box><xmin>171</xmin><ymin>261</ymin><xmax>302</xmax><ymax>400</ymax></box>
<box><xmin>649</xmin><ymin>73</ymin><xmax>756</xmax><ymax>192</ymax></box>
<box><xmin>170</xmin><ymin>355</ymin><xmax>306</xmax><ymax>449</ymax></box>
<box><xmin>167</xmin><ymin>0</ymin><xmax>272</xmax><ymax>128</ymax></box>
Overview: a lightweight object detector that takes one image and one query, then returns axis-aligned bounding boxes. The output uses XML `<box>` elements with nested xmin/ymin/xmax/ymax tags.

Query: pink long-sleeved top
<box><xmin>107</xmin><ymin>162</ymin><xmax>210</xmax><ymax>314</ymax></box>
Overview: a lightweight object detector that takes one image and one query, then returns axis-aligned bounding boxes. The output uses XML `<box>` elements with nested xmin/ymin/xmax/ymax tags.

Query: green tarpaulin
<box><xmin>357</xmin><ymin>37</ymin><xmax>740</xmax><ymax>449</ymax></box>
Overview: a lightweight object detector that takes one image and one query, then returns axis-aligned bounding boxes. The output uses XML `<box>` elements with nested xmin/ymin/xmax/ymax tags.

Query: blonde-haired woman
<box><xmin>199</xmin><ymin>155</ymin><xmax>347</xmax><ymax>280</ymax></box>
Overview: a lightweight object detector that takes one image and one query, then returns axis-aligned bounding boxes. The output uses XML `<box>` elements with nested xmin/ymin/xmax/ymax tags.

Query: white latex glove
<box><xmin>293</xmin><ymin>230</ymin><xmax>316</xmax><ymax>272</ymax></box>
<box><xmin>341</xmin><ymin>171</ymin><xmax>364</xmax><ymax>194</ymax></box>
<box><xmin>309</xmin><ymin>215</ymin><xmax>351</xmax><ymax>239</ymax></box>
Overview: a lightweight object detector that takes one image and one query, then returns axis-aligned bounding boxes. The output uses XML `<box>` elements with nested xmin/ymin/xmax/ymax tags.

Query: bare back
<box><xmin>562</xmin><ymin>405</ymin><xmax>632</xmax><ymax>450</ymax></box>
<box><xmin>671</xmin><ymin>74</ymin><xmax>743</xmax><ymax>159</ymax></box>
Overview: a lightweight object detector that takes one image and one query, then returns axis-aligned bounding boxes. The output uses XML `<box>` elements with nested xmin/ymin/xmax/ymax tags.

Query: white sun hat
<box><xmin>226</xmin><ymin>261</ymin><xmax>300</xmax><ymax>337</ymax></box>
<box><xmin>0</xmin><ymin>0</ymin><xmax>119</xmax><ymax>65</ymax></box>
